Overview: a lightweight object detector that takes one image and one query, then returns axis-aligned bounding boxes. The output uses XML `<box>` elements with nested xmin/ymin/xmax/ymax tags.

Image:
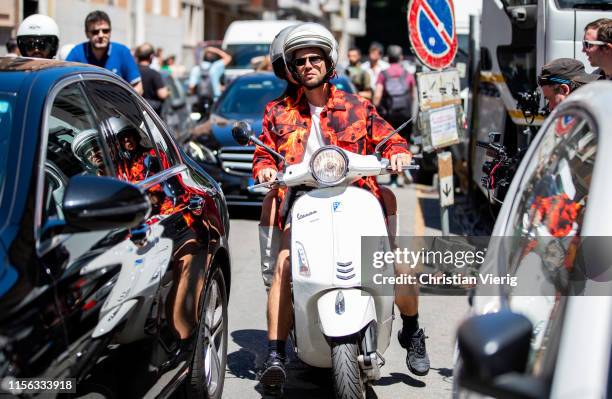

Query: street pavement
<box><xmin>223</xmin><ymin>182</ymin><xmax>470</xmax><ymax>398</ymax></box>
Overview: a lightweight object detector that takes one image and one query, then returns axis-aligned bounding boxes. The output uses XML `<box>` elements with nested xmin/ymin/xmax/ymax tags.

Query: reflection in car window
<box><xmin>43</xmin><ymin>83</ymin><xmax>109</xmax><ymax>224</ymax></box>
<box><xmin>505</xmin><ymin>113</ymin><xmax>597</xmax><ymax>372</ymax></box>
<box><xmin>140</xmin><ymin>105</ymin><xmax>180</xmax><ymax>167</ymax></box>
<box><xmin>85</xmin><ymin>80</ymin><xmax>166</xmax><ymax>184</ymax></box>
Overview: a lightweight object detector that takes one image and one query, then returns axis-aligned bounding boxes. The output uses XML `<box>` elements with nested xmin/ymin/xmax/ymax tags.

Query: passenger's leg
<box><xmin>260</xmin><ymin>225</ymin><xmax>292</xmax><ymax>388</ymax></box>
<box><xmin>259</xmin><ymin>189</ymin><xmax>281</xmax><ymax>289</ymax></box>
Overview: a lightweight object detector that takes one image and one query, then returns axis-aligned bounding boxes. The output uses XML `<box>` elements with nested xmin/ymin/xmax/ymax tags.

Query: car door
<box><xmin>34</xmin><ymin>78</ymin><xmax>136</xmax><ymax>382</ymax></box>
<box><xmin>82</xmin><ymin>77</ymin><xmax>214</xmax><ymax>393</ymax></box>
<box><xmin>498</xmin><ymin>110</ymin><xmax>598</xmax><ymax>371</ymax></box>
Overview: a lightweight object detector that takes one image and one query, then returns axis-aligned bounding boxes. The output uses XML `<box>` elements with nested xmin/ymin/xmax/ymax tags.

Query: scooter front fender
<box><xmin>317</xmin><ymin>288</ymin><xmax>376</xmax><ymax>337</ymax></box>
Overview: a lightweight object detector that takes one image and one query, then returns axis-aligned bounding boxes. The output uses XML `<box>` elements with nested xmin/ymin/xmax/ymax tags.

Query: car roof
<box><xmin>0</xmin><ymin>57</ymin><xmax>115</xmax><ymax>92</ymax></box>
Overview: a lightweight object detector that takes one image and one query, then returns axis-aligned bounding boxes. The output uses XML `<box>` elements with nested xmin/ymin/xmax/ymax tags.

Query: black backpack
<box><xmin>381</xmin><ymin>69</ymin><xmax>412</xmax><ymax>119</ymax></box>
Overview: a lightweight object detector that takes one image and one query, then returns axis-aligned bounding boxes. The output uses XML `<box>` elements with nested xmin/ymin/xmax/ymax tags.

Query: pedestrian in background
<box><xmin>16</xmin><ymin>14</ymin><xmax>60</xmax><ymax>59</ymax></box>
<box><xmin>151</xmin><ymin>46</ymin><xmax>163</xmax><ymax>70</ymax></box>
<box><xmin>538</xmin><ymin>58</ymin><xmax>598</xmax><ymax>112</ymax></box>
<box><xmin>5</xmin><ymin>38</ymin><xmax>19</xmax><ymax>57</ymax></box>
<box><xmin>67</xmin><ymin>10</ymin><xmax>142</xmax><ymax>94</ymax></box>
<box><xmin>188</xmin><ymin>46</ymin><xmax>232</xmax><ymax>117</ymax></box>
<box><xmin>374</xmin><ymin>45</ymin><xmax>416</xmax><ymax>187</ymax></box>
<box><xmin>345</xmin><ymin>47</ymin><xmax>372</xmax><ymax>99</ymax></box>
<box><xmin>135</xmin><ymin>43</ymin><xmax>169</xmax><ymax>115</ymax></box>
<box><xmin>362</xmin><ymin>41</ymin><xmax>389</xmax><ymax>93</ymax></box>
<box><xmin>583</xmin><ymin>18</ymin><xmax>612</xmax><ymax>80</ymax></box>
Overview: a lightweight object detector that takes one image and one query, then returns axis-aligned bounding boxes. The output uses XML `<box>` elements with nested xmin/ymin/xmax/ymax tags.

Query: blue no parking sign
<box><xmin>408</xmin><ymin>0</ymin><xmax>458</xmax><ymax>70</ymax></box>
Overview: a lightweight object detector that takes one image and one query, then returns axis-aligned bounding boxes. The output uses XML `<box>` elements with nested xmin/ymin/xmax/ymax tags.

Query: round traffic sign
<box><xmin>408</xmin><ymin>0</ymin><xmax>458</xmax><ymax>70</ymax></box>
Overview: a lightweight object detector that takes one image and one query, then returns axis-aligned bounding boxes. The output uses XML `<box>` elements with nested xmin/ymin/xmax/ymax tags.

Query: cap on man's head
<box><xmin>539</xmin><ymin>58</ymin><xmax>599</xmax><ymax>86</ymax></box>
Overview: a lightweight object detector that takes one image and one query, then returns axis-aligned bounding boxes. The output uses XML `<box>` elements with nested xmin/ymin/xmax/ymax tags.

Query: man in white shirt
<box><xmin>361</xmin><ymin>41</ymin><xmax>390</xmax><ymax>92</ymax></box>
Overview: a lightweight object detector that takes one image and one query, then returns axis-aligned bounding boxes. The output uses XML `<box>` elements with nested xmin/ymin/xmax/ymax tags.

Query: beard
<box><xmin>301</xmin><ymin>73</ymin><xmax>326</xmax><ymax>89</ymax></box>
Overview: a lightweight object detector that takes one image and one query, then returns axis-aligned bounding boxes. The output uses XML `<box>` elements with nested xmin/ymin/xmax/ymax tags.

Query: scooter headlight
<box><xmin>310</xmin><ymin>147</ymin><xmax>348</xmax><ymax>185</ymax></box>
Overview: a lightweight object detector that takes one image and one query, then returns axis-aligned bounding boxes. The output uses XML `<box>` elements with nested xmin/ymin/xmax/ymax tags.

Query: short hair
<box><xmin>348</xmin><ymin>47</ymin><xmax>361</xmax><ymax>54</ymax></box>
<box><xmin>85</xmin><ymin>10</ymin><xmax>111</xmax><ymax>32</ymax></box>
<box><xmin>5</xmin><ymin>38</ymin><xmax>17</xmax><ymax>53</ymax></box>
<box><xmin>584</xmin><ymin>18</ymin><xmax>610</xmax><ymax>32</ymax></box>
<box><xmin>597</xmin><ymin>20</ymin><xmax>612</xmax><ymax>43</ymax></box>
<box><xmin>387</xmin><ymin>45</ymin><xmax>403</xmax><ymax>63</ymax></box>
<box><xmin>369</xmin><ymin>41</ymin><xmax>384</xmax><ymax>54</ymax></box>
<box><xmin>135</xmin><ymin>43</ymin><xmax>155</xmax><ymax>62</ymax></box>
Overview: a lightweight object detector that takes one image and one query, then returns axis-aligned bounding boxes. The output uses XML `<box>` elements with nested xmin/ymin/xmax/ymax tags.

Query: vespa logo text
<box><xmin>297</xmin><ymin>210</ymin><xmax>317</xmax><ymax>220</ymax></box>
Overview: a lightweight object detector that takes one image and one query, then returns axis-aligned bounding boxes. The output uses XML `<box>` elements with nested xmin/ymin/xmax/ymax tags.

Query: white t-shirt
<box><xmin>303</xmin><ymin>103</ymin><xmax>325</xmax><ymax>164</ymax></box>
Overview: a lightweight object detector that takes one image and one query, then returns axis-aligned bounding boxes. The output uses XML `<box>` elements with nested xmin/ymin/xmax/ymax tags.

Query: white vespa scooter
<box><xmin>232</xmin><ymin>120</ymin><xmax>417</xmax><ymax>398</ymax></box>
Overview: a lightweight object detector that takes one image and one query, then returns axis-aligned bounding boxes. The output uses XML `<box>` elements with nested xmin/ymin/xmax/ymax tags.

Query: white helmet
<box><xmin>269</xmin><ymin>24</ymin><xmax>301</xmax><ymax>80</ymax></box>
<box><xmin>17</xmin><ymin>14</ymin><xmax>60</xmax><ymax>58</ymax></box>
<box><xmin>283</xmin><ymin>23</ymin><xmax>338</xmax><ymax>83</ymax></box>
<box><xmin>71</xmin><ymin>129</ymin><xmax>100</xmax><ymax>164</ymax></box>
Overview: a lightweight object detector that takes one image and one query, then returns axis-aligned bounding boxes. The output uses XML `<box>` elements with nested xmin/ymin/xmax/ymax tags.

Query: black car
<box><xmin>0</xmin><ymin>57</ymin><xmax>231</xmax><ymax>398</ymax></box>
<box><xmin>188</xmin><ymin>72</ymin><xmax>356</xmax><ymax>206</ymax></box>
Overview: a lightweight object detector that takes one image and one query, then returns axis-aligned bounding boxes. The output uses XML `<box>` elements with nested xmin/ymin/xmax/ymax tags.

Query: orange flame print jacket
<box><xmin>253</xmin><ymin>85</ymin><xmax>410</xmax><ymax>216</ymax></box>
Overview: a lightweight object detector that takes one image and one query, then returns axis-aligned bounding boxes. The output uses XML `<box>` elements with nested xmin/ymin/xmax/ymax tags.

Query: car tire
<box><xmin>187</xmin><ymin>266</ymin><xmax>228</xmax><ymax>399</ymax></box>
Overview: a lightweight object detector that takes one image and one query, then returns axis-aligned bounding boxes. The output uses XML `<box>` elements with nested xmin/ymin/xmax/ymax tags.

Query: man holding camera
<box><xmin>537</xmin><ymin>58</ymin><xmax>599</xmax><ymax>112</ymax></box>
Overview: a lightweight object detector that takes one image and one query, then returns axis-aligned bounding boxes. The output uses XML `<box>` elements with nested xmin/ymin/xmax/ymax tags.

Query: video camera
<box><xmin>516</xmin><ymin>89</ymin><xmax>547</xmax><ymax>122</ymax></box>
<box><xmin>475</xmin><ymin>132</ymin><xmax>523</xmax><ymax>192</ymax></box>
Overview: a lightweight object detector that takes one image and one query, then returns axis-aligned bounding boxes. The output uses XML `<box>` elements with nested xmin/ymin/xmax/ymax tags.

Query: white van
<box><xmin>222</xmin><ymin>20</ymin><xmax>301</xmax><ymax>79</ymax></box>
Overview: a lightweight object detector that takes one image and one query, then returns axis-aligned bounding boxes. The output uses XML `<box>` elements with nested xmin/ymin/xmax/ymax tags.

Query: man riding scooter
<box><xmin>255</xmin><ymin>23</ymin><xmax>430</xmax><ymax>389</ymax></box>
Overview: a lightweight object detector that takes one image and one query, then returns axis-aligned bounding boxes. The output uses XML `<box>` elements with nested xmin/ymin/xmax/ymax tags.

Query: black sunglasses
<box><xmin>293</xmin><ymin>55</ymin><xmax>324</xmax><ymax>67</ymax></box>
<box><xmin>89</xmin><ymin>28</ymin><xmax>111</xmax><ymax>35</ymax></box>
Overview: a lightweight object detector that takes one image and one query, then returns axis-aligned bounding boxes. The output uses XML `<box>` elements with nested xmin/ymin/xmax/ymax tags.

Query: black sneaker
<box><xmin>259</xmin><ymin>351</ymin><xmax>287</xmax><ymax>388</ymax></box>
<box><xmin>398</xmin><ymin>328</ymin><xmax>430</xmax><ymax>376</ymax></box>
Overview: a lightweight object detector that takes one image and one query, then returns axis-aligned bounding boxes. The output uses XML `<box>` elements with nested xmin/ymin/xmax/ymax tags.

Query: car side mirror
<box><xmin>63</xmin><ymin>175</ymin><xmax>151</xmax><ymax>232</ymax></box>
<box><xmin>457</xmin><ymin>310</ymin><xmax>547</xmax><ymax>399</ymax></box>
<box><xmin>231</xmin><ymin>121</ymin><xmax>252</xmax><ymax>146</ymax></box>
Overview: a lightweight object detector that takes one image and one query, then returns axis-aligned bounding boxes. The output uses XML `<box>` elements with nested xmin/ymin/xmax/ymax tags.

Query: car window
<box><xmin>503</xmin><ymin>112</ymin><xmax>597</xmax><ymax>371</ymax></box>
<box><xmin>0</xmin><ymin>94</ymin><xmax>15</xmax><ymax>204</ymax></box>
<box><xmin>84</xmin><ymin>80</ymin><xmax>167</xmax><ymax>184</ymax></box>
<box><xmin>137</xmin><ymin>101</ymin><xmax>181</xmax><ymax>167</ymax></box>
<box><xmin>42</xmin><ymin>82</ymin><xmax>111</xmax><ymax>224</ymax></box>
<box><xmin>217</xmin><ymin>77</ymin><xmax>287</xmax><ymax>116</ymax></box>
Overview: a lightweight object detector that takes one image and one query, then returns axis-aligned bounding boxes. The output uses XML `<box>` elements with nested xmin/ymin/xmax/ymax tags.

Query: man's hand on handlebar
<box><xmin>257</xmin><ymin>168</ymin><xmax>278</xmax><ymax>183</ymax></box>
<box><xmin>390</xmin><ymin>152</ymin><xmax>413</xmax><ymax>173</ymax></box>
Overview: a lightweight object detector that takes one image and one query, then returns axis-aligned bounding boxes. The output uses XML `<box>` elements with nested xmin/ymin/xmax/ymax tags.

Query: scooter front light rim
<box><xmin>309</xmin><ymin>146</ymin><xmax>349</xmax><ymax>186</ymax></box>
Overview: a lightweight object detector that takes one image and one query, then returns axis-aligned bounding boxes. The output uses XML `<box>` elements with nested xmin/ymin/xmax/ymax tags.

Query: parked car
<box><xmin>160</xmin><ymin>71</ymin><xmax>195</xmax><ymax>146</ymax></box>
<box><xmin>0</xmin><ymin>57</ymin><xmax>231</xmax><ymax>398</ymax></box>
<box><xmin>453</xmin><ymin>81</ymin><xmax>612</xmax><ymax>399</ymax></box>
<box><xmin>187</xmin><ymin>72</ymin><xmax>356</xmax><ymax>206</ymax></box>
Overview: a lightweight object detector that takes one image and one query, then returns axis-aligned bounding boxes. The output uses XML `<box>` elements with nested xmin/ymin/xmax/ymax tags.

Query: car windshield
<box><xmin>226</xmin><ymin>44</ymin><xmax>271</xmax><ymax>69</ymax></box>
<box><xmin>556</xmin><ymin>0</ymin><xmax>612</xmax><ymax>8</ymax></box>
<box><xmin>216</xmin><ymin>76</ymin><xmax>287</xmax><ymax>117</ymax></box>
<box><xmin>0</xmin><ymin>93</ymin><xmax>15</xmax><ymax>203</ymax></box>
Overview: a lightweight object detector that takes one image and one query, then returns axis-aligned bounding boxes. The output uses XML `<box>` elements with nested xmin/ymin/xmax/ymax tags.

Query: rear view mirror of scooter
<box><xmin>232</xmin><ymin>120</ymin><xmax>286</xmax><ymax>163</ymax></box>
<box><xmin>374</xmin><ymin>117</ymin><xmax>414</xmax><ymax>158</ymax></box>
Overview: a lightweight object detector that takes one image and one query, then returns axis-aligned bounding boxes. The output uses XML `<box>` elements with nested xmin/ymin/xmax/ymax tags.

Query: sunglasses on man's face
<box><xmin>20</xmin><ymin>37</ymin><xmax>53</xmax><ymax>52</ymax></box>
<box><xmin>89</xmin><ymin>28</ymin><xmax>111</xmax><ymax>35</ymax></box>
<box><xmin>293</xmin><ymin>55</ymin><xmax>324</xmax><ymax>67</ymax></box>
<box><xmin>582</xmin><ymin>39</ymin><xmax>608</xmax><ymax>50</ymax></box>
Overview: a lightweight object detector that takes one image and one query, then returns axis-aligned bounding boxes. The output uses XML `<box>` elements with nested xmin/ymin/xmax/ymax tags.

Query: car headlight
<box><xmin>310</xmin><ymin>146</ymin><xmax>348</xmax><ymax>185</ymax></box>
